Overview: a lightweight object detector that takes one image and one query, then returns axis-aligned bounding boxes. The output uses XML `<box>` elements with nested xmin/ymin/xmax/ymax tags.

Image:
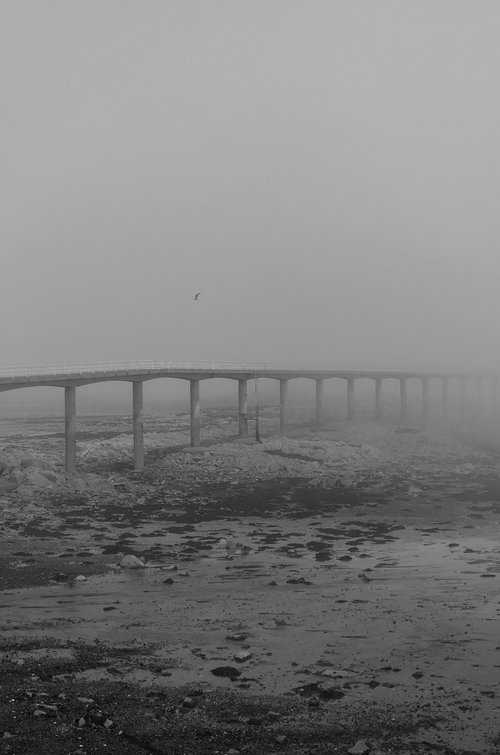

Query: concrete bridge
<box><xmin>0</xmin><ymin>361</ymin><xmax>498</xmax><ymax>473</ymax></box>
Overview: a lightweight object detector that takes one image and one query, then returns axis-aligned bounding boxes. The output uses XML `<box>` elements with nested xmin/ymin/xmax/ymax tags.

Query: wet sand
<box><xmin>1</xmin><ymin>410</ymin><xmax>500</xmax><ymax>753</ymax></box>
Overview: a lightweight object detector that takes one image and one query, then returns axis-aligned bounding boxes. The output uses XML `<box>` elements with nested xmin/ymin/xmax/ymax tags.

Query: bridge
<box><xmin>0</xmin><ymin>361</ymin><xmax>498</xmax><ymax>474</ymax></box>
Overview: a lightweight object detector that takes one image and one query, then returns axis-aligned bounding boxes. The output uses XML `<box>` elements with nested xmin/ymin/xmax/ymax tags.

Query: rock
<box><xmin>294</xmin><ymin>682</ymin><xmax>344</xmax><ymax>701</ymax></box>
<box><xmin>0</xmin><ymin>459</ymin><xmax>10</xmax><ymax>475</ymax></box>
<box><xmin>2</xmin><ymin>732</ymin><xmax>13</xmax><ymax>739</ymax></box>
<box><xmin>163</xmin><ymin>577</ymin><xmax>175</xmax><ymax>585</ymax></box>
<box><xmin>234</xmin><ymin>651</ymin><xmax>252</xmax><ymax>663</ymax></box>
<box><xmin>40</xmin><ymin>471</ymin><xmax>58</xmax><ymax>483</ymax></box>
<box><xmin>20</xmin><ymin>458</ymin><xmax>42</xmax><ymax>469</ymax></box>
<box><xmin>50</xmin><ymin>573</ymin><xmax>69</xmax><ymax>582</ymax></box>
<box><xmin>408</xmin><ymin>486</ymin><xmax>422</xmax><ymax>496</ymax></box>
<box><xmin>210</xmin><ymin>666</ymin><xmax>241</xmax><ymax>680</ymax></box>
<box><xmin>0</xmin><ymin>476</ymin><xmax>18</xmax><ymax>492</ymax></box>
<box><xmin>85</xmin><ymin>477</ymin><xmax>115</xmax><ymax>494</ymax></box>
<box><xmin>119</xmin><ymin>555</ymin><xmax>145</xmax><ymax>569</ymax></box>
<box><xmin>182</xmin><ymin>696</ymin><xmax>195</xmax><ymax>708</ymax></box>
<box><xmin>226</xmin><ymin>633</ymin><xmax>250</xmax><ymax>642</ymax></box>
<box><xmin>74</xmin><ymin>575</ymin><xmax>87</xmax><ymax>582</ymax></box>
<box><xmin>24</xmin><ymin>471</ymin><xmax>54</xmax><ymax>489</ymax></box>
<box><xmin>348</xmin><ymin>740</ymin><xmax>370</xmax><ymax>755</ymax></box>
<box><xmin>286</xmin><ymin>577</ymin><xmax>313</xmax><ymax>585</ymax></box>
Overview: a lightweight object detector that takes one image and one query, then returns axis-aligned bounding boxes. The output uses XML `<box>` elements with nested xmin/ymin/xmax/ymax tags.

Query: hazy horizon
<box><xmin>3</xmin><ymin>2</ymin><xmax>500</xmax><ymax>375</ymax></box>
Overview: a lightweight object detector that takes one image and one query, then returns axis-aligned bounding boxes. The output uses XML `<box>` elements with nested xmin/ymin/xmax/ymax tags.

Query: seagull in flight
<box><xmin>193</xmin><ymin>291</ymin><xmax>202</xmax><ymax>301</ymax></box>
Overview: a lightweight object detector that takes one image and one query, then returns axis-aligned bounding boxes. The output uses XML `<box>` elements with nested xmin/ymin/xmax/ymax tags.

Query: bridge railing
<box><xmin>0</xmin><ymin>360</ymin><xmax>364</xmax><ymax>380</ymax></box>
<box><xmin>1</xmin><ymin>361</ymin><xmax>487</xmax><ymax>381</ymax></box>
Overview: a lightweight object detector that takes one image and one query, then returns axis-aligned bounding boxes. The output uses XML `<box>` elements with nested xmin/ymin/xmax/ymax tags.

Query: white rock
<box><xmin>119</xmin><ymin>555</ymin><xmax>145</xmax><ymax>569</ymax></box>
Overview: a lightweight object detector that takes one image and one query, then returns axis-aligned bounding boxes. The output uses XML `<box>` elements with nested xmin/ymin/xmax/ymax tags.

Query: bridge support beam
<box><xmin>375</xmin><ymin>379</ymin><xmax>382</xmax><ymax>421</ymax></box>
<box><xmin>422</xmin><ymin>377</ymin><xmax>429</xmax><ymax>424</ymax></box>
<box><xmin>238</xmin><ymin>379</ymin><xmax>248</xmax><ymax>438</ymax></box>
<box><xmin>347</xmin><ymin>379</ymin><xmax>355</xmax><ymax>421</ymax></box>
<box><xmin>280</xmin><ymin>379</ymin><xmax>288</xmax><ymax>435</ymax></box>
<box><xmin>133</xmin><ymin>381</ymin><xmax>144</xmax><ymax>471</ymax></box>
<box><xmin>315</xmin><ymin>379</ymin><xmax>324</xmax><ymax>428</ymax></box>
<box><xmin>399</xmin><ymin>379</ymin><xmax>408</xmax><ymax>425</ymax></box>
<box><xmin>441</xmin><ymin>378</ymin><xmax>449</xmax><ymax>422</ymax></box>
<box><xmin>190</xmin><ymin>379</ymin><xmax>201</xmax><ymax>446</ymax></box>
<box><xmin>64</xmin><ymin>385</ymin><xmax>77</xmax><ymax>474</ymax></box>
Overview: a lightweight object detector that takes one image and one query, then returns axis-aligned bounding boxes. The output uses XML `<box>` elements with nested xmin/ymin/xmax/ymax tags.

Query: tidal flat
<box><xmin>1</xmin><ymin>408</ymin><xmax>500</xmax><ymax>754</ymax></box>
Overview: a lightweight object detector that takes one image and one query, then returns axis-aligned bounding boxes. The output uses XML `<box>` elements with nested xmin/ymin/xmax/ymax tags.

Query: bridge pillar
<box><xmin>280</xmin><ymin>379</ymin><xmax>288</xmax><ymax>435</ymax></box>
<box><xmin>422</xmin><ymin>377</ymin><xmax>429</xmax><ymax>423</ymax></box>
<box><xmin>441</xmin><ymin>378</ymin><xmax>449</xmax><ymax>422</ymax></box>
<box><xmin>64</xmin><ymin>385</ymin><xmax>77</xmax><ymax>474</ymax></box>
<box><xmin>238</xmin><ymin>379</ymin><xmax>248</xmax><ymax>438</ymax></box>
<box><xmin>375</xmin><ymin>378</ymin><xmax>382</xmax><ymax>421</ymax></box>
<box><xmin>475</xmin><ymin>377</ymin><xmax>482</xmax><ymax>420</ymax></box>
<box><xmin>315</xmin><ymin>378</ymin><xmax>324</xmax><ymax>428</ymax></box>
<box><xmin>190</xmin><ymin>379</ymin><xmax>201</xmax><ymax>446</ymax></box>
<box><xmin>489</xmin><ymin>377</ymin><xmax>498</xmax><ymax>416</ymax></box>
<box><xmin>399</xmin><ymin>378</ymin><xmax>408</xmax><ymax>425</ymax></box>
<box><xmin>459</xmin><ymin>377</ymin><xmax>467</xmax><ymax>427</ymax></box>
<box><xmin>133</xmin><ymin>381</ymin><xmax>144</xmax><ymax>471</ymax></box>
<box><xmin>347</xmin><ymin>378</ymin><xmax>355</xmax><ymax>421</ymax></box>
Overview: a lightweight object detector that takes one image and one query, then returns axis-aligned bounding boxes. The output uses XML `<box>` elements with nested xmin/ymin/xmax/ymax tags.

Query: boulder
<box><xmin>21</xmin><ymin>457</ymin><xmax>51</xmax><ymax>470</ymax></box>
<box><xmin>119</xmin><ymin>555</ymin><xmax>145</xmax><ymax>569</ymax></box>
<box><xmin>85</xmin><ymin>477</ymin><xmax>115</xmax><ymax>494</ymax></box>
<box><xmin>24</xmin><ymin>472</ymin><xmax>54</xmax><ymax>489</ymax></box>
<box><xmin>0</xmin><ymin>476</ymin><xmax>18</xmax><ymax>492</ymax></box>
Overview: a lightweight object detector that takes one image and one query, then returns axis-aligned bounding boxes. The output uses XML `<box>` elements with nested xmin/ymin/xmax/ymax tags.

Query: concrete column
<box><xmin>190</xmin><ymin>379</ymin><xmax>200</xmax><ymax>447</ymax></box>
<box><xmin>315</xmin><ymin>379</ymin><xmax>324</xmax><ymax>428</ymax></box>
<box><xmin>238</xmin><ymin>379</ymin><xmax>248</xmax><ymax>438</ymax></box>
<box><xmin>133</xmin><ymin>381</ymin><xmax>144</xmax><ymax>471</ymax></box>
<box><xmin>422</xmin><ymin>377</ymin><xmax>429</xmax><ymax>423</ymax></box>
<box><xmin>280</xmin><ymin>379</ymin><xmax>288</xmax><ymax>435</ymax></box>
<box><xmin>475</xmin><ymin>377</ymin><xmax>482</xmax><ymax>420</ymax></box>
<box><xmin>441</xmin><ymin>378</ymin><xmax>449</xmax><ymax>422</ymax></box>
<box><xmin>375</xmin><ymin>378</ymin><xmax>382</xmax><ymax>421</ymax></box>
<box><xmin>399</xmin><ymin>378</ymin><xmax>408</xmax><ymax>425</ymax></box>
<box><xmin>64</xmin><ymin>385</ymin><xmax>77</xmax><ymax>474</ymax></box>
<box><xmin>459</xmin><ymin>377</ymin><xmax>467</xmax><ymax>427</ymax></box>
<box><xmin>347</xmin><ymin>378</ymin><xmax>355</xmax><ymax>421</ymax></box>
<box><xmin>489</xmin><ymin>377</ymin><xmax>498</xmax><ymax>416</ymax></box>
<box><xmin>254</xmin><ymin>377</ymin><xmax>261</xmax><ymax>443</ymax></box>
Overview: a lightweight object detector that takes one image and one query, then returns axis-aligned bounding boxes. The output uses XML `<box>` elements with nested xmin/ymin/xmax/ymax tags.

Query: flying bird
<box><xmin>193</xmin><ymin>292</ymin><xmax>202</xmax><ymax>301</ymax></box>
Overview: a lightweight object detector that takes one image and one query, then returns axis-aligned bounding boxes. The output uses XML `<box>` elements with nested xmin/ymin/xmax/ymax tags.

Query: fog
<box><xmin>2</xmin><ymin>1</ymin><xmax>500</xmax><ymax>388</ymax></box>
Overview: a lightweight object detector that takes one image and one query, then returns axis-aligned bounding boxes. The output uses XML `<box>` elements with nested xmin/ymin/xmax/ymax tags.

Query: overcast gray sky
<box><xmin>2</xmin><ymin>1</ymin><xmax>500</xmax><ymax>372</ymax></box>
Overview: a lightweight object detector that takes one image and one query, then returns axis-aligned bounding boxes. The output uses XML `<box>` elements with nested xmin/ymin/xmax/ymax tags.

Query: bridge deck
<box><xmin>0</xmin><ymin>360</ymin><xmax>491</xmax><ymax>390</ymax></box>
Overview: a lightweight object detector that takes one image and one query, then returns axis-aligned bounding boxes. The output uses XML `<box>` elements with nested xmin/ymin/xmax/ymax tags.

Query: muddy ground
<box><xmin>1</xmin><ymin>407</ymin><xmax>500</xmax><ymax>754</ymax></box>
